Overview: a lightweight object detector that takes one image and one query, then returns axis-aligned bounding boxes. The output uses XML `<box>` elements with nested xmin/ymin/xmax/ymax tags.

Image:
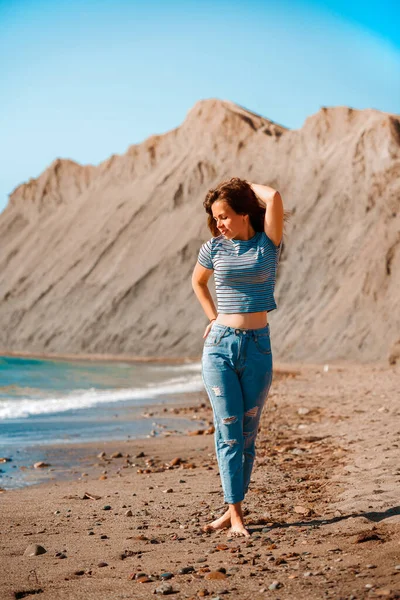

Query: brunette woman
<box><xmin>192</xmin><ymin>177</ymin><xmax>285</xmax><ymax>538</ymax></box>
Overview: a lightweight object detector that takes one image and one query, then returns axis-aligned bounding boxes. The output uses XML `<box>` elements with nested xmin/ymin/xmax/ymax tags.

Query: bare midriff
<box><xmin>215</xmin><ymin>311</ymin><xmax>268</xmax><ymax>330</ymax></box>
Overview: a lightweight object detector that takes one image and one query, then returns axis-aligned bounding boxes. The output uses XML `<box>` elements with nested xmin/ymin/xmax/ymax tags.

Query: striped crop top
<box><xmin>197</xmin><ymin>231</ymin><xmax>282</xmax><ymax>313</ymax></box>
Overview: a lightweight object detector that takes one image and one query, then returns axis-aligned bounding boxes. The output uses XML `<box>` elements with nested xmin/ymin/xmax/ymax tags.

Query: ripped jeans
<box><xmin>201</xmin><ymin>322</ymin><xmax>273</xmax><ymax>505</ymax></box>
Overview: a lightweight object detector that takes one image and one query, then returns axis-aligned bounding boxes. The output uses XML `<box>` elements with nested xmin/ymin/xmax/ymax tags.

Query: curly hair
<box><xmin>203</xmin><ymin>177</ymin><xmax>289</xmax><ymax>238</ymax></box>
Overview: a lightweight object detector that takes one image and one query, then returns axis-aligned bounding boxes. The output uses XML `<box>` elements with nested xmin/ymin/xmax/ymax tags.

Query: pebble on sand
<box><xmin>293</xmin><ymin>505</ymin><xmax>310</xmax><ymax>515</ymax></box>
<box><xmin>269</xmin><ymin>581</ymin><xmax>283</xmax><ymax>590</ymax></box>
<box><xmin>178</xmin><ymin>566</ymin><xmax>195</xmax><ymax>574</ymax></box>
<box><xmin>155</xmin><ymin>583</ymin><xmax>174</xmax><ymax>594</ymax></box>
<box><xmin>24</xmin><ymin>544</ymin><xmax>47</xmax><ymax>556</ymax></box>
<box><xmin>34</xmin><ymin>462</ymin><xmax>51</xmax><ymax>469</ymax></box>
<box><xmin>204</xmin><ymin>571</ymin><xmax>227</xmax><ymax>580</ymax></box>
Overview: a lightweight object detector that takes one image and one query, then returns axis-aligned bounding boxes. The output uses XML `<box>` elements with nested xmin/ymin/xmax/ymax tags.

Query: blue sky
<box><xmin>0</xmin><ymin>0</ymin><xmax>399</xmax><ymax>214</ymax></box>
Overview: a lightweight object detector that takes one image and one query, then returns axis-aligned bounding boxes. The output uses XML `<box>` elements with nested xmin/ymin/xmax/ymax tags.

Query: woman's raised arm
<box><xmin>249</xmin><ymin>183</ymin><xmax>284</xmax><ymax>247</ymax></box>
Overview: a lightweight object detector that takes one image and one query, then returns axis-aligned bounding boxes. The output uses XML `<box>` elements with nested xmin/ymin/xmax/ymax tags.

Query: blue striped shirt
<box><xmin>197</xmin><ymin>231</ymin><xmax>282</xmax><ymax>313</ymax></box>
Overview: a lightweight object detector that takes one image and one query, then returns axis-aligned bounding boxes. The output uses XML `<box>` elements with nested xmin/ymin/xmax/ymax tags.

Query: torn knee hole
<box><xmin>211</xmin><ymin>386</ymin><xmax>223</xmax><ymax>396</ymax></box>
<box><xmin>245</xmin><ymin>406</ymin><xmax>259</xmax><ymax>418</ymax></box>
<box><xmin>222</xmin><ymin>415</ymin><xmax>238</xmax><ymax>425</ymax></box>
<box><xmin>223</xmin><ymin>439</ymin><xmax>239</xmax><ymax>447</ymax></box>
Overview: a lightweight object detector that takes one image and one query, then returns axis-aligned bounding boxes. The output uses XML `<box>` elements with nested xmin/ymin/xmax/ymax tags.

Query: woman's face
<box><xmin>211</xmin><ymin>200</ymin><xmax>248</xmax><ymax>239</ymax></box>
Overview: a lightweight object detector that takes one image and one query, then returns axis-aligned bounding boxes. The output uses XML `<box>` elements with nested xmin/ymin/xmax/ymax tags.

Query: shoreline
<box><xmin>0</xmin><ymin>348</ymin><xmax>390</xmax><ymax>369</ymax></box>
<box><xmin>1</xmin><ymin>362</ymin><xmax>399</xmax><ymax>599</ymax></box>
<box><xmin>0</xmin><ymin>349</ymin><xmax>202</xmax><ymax>364</ymax></box>
<box><xmin>0</xmin><ymin>390</ymin><xmax>213</xmax><ymax>491</ymax></box>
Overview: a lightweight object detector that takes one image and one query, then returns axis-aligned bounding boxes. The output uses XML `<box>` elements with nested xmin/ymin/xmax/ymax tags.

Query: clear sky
<box><xmin>1</xmin><ymin>0</ymin><xmax>399</xmax><ymax>214</ymax></box>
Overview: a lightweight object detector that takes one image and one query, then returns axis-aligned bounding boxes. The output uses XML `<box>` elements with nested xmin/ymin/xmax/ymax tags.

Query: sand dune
<box><xmin>1</xmin><ymin>99</ymin><xmax>399</xmax><ymax>362</ymax></box>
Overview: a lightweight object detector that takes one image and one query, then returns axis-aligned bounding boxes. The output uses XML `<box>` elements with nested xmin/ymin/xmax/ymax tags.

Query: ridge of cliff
<box><xmin>1</xmin><ymin>98</ymin><xmax>399</xmax><ymax>363</ymax></box>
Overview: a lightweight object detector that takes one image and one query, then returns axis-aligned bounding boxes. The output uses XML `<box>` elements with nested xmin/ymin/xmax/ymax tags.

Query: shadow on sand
<box><xmin>251</xmin><ymin>505</ymin><xmax>400</xmax><ymax>532</ymax></box>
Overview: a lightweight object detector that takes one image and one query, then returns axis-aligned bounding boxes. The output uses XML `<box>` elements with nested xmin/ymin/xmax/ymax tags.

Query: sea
<box><xmin>0</xmin><ymin>355</ymin><xmax>205</xmax><ymax>490</ymax></box>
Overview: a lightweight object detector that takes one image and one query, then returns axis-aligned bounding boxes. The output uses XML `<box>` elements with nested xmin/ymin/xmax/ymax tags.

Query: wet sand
<box><xmin>1</xmin><ymin>362</ymin><xmax>399</xmax><ymax>599</ymax></box>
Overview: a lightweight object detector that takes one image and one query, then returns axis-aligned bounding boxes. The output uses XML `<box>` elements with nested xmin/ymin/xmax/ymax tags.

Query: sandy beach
<box><xmin>1</xmin><ymin>361</ymin><xmax>399</xmax><ymax>600</ymax></box>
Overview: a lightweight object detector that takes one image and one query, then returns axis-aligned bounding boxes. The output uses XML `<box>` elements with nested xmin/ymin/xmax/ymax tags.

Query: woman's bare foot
<box><xmin>202</xmin><ymin>508</ymin><xmax>231</xmax><ymax>533</ymax></box>
<box><xmin>227</xmin><ymin>523</ymin><xmax>251</xmax><ymax>538</ymax></box>
<box><xmin>226</xmin><ymin>501</ymin><xmax>251</xmax><ymax>538</ymax></box>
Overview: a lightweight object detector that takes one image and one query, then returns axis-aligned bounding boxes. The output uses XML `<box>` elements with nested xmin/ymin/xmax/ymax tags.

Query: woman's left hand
<box><xmin>203</xmin><ymin>321</ymin><xmax>215</xmax><ymax>339</ymax></box>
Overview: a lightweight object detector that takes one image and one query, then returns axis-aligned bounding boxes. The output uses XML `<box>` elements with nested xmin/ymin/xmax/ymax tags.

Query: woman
<box><xmin>191</xmin><ymin>177</ymin><xmax>285</xmax><ymax>539</ymax></box>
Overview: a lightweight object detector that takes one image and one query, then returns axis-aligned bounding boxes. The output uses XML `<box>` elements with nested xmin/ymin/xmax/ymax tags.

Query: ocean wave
<box><xmin>0</xmin><ymin>374</ymin><xmax>204</xmax><ymax>420</ymax></box>
<box><xmin>147</xmin><ymin>362</ymin><xmax>202</xmax><ymax>373</ymax></box>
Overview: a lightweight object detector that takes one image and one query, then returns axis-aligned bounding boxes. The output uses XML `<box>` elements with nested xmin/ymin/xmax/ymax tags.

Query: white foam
<box><xmin>0</xmin><ymin>374</ymin><xmax>204</xmax><ymax>420</ymax></box>
<box><xmin>147</xmin><ymin>362</ymin><xmax>202</xmax><ymax>373</ymax></box>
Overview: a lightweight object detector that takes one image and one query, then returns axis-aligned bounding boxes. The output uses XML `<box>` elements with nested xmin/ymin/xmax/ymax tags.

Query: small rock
<box><xmin>98</xmin><ymin>561</ymin><xmax>108</xmax><ymax>567</ymax></box>
<box><xmin>97</xmin><ymin>451</ymin><xmax>106</xmax><ymax>458</ymax></box>
<box><xmin>294</xmin><ymin>505</ymin><xmax>310</xmax><ymax>515</ymax></box>
<box><xmin>178</xmin><ymin>566</ymin><xmax>195</xmax><ymax>574</ymax></box>
<box><xmin>111</xmin><ymin>452</ymin><xmax>123</xmax><ymax>459</ymax></box>
<box><xmin>103</xmin><ymin>505</ymin><xmax>112</xmax><ymax>510</ymax></box>
<box><xmin>24</xmin><ymin>544</ymin><xmax>47</xmax><ymax>556</ymax></box>
<box><xmin>163</xmin><ymin>488</ymin><xmax>173</xmax><ymax>493</ymax></box>
<box><xmin>34</xmin><ymin>461</ymin><xmax>51</xmax><ymax>469</ymax></box>
<box><xmin>81</xmin><ymin>492</ymin><xmax>101</xmax><ymax>500</ymax></box>
<box><xmin>169</xmin><ymin>457</ymin><xmax>182</xmax><ymax>466</ymax></box>
<box><xmin>269</xmin><ymin>581</ymin><xmax>283</xmax><ymax>590</ymax></box>
<box><xmin>74</xmin><ymin>570</ymin><xmax>85</xmax><ymax>576</ymax></box>
<box><xmin>205</xmin><ymin>571</ymin><xmax>227</xmax><ymax>580</ymax></box>
<box><xmin>297</xmin><ymin>407</ymin><xmax>310</xmax><ymax>415</ymax></box>
<box><xmin>136</xmin><ymin>575</ymin><xmax>151</xmax><ymax>583</ymax></box>
<box><xmin>0</xmin><ymin>457</ymin><xmax>12</xmax><ymax>463</ymax></box>
<box><xmin>136</xmin><ymin>451</ymin><xmax>145</xmax><ymax>458</ymax></box>
<box><xmin>160</xmin><ymin>572</ymin><xmax>174</xmax><ymax>580</ymax></box>
<box><xmin>154</xmin><ymin>583</ymin><xmax>174</xmax><ymax>594</ymax></box>
<box><xmin>125</xmin><ymin>509</ymin><xmax>133</xmax><ymax>517</ymax></box>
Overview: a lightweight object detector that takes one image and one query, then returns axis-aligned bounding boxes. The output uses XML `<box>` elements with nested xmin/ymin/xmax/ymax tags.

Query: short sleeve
<box><xmin>261</xmin><ymin>232</ymin><xmax>283</xmax><ymax>264</ymax></box>
<box><xmin>197</xmin><ymin>239</ymin><xmax>213</xmax><ymax>270</ymax></box>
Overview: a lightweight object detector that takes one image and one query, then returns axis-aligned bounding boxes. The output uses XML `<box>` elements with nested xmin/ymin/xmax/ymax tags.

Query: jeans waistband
<box><xmin>211</xmin><ymin>322</ymin><xmax>270</xmax><ymax>336</ymax></box>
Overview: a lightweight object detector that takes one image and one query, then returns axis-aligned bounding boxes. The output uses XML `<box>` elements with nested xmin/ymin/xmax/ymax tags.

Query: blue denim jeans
<box><xmin>201</xmin><ymin>322</ymin><xmax>273</xmax><ymax>505</ymax></box>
